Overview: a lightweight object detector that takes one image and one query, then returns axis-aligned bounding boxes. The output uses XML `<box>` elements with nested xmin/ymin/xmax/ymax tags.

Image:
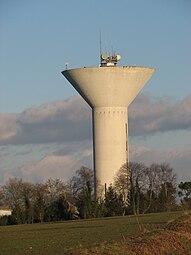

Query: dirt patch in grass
<box><xmin>67</xmin><ymin>213</ymin><xmax>191</xmax><ymax>255</ymax></box>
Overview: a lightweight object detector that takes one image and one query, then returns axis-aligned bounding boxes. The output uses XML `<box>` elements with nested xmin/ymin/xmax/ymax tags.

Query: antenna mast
<box><xmin>99</xmin><ymin>33</ymin><xmax>121</xmax><ymax>67</ymax></box>
<box><xmin>99</xmin><ymin>31</ymin><xmax>102</xmax><ymax>66</ymax></box>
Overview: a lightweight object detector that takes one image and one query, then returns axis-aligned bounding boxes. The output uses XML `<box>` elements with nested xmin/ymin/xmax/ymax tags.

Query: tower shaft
<box><xmin>93</xmin><ymin>107</ymin><xmax>128</xmax><ymax>196</ymax></box>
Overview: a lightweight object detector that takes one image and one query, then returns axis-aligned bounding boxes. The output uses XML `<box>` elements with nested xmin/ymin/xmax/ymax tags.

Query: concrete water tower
<box><xmin>62</xmin><ymin>53</ymin><xmax>155</xmax><ymax>198</ymax></box>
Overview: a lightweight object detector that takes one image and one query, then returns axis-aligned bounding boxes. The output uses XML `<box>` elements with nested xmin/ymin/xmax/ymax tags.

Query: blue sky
<box><xmin>0</xmin><ymin>0</ymin><xmax>191</xmax><ymax>184</ymax></box>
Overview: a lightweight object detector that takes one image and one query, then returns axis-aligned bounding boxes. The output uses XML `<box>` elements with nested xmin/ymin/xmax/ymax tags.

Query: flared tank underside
<box><xmin>62</xmin><ymin>66</ymin><xmax>155</xmax><ymax>108</ymax></box>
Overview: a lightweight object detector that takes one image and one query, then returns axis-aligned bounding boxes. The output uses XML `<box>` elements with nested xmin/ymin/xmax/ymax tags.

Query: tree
<box><xmin>178</xmin><ymin>181</ymin><xmax>191</xmax><ymax>211</ymax></box>
<box><xmin>105</xmin><ymin>185</ymin><xmax>125</xmax><ymax>217</ymax></box>
<box><xmin>45</xmin><ymin>178</ymin><xmax>68</xmax><ymax>203</ymax></box>
<box><xmin>129</xmin><ymin>162</ymin><xmax>147</xmax><ymax>215</ymax></box>
<box><xmin>141</xmin><ymin>163</ymin><xmax>177</xmax><ymax>213</ymax></box>
<box><xmin>114</xmin><ymin>163</ymin><xmax>130</xmax><ymax>209</ymax></box>
<box><xmin>22</xmin><ymin>182</ymin><xmax>35</xmax><ymax>224</ymax></box>
<box><xmin>69</xmin><ymin>166</ymin><xmax>94</xmax><ymax>195</ymax></box>
<box><xmin>0</xmin><ymin>187</ymin><xmax>4</xmax><ymax>206</ymax></box>
<box><xmin>77</xmin><ymin>180</ymin><xmax>94</xmax><ymax>219</ymax></box>
<box><xmin>114</xmin><ymin>162</ymin><xmax>177</xmax><ymax>215</ymax></box>
<box><xmin>3</xmin><ymin>178</ymin><xmax>36</xmax><ymax>224</ymax></box>
<box><xmin>114</xmin><ymin>162</ymin><xmax>148</xmax><ymax>215</ymax></box>
<box><xmin>2</xmin><ymin>177</ymin><xmax>79</xmax><ymax>224</ymax></box>
<box><xmin>43</xmin><ymin>178</ymin><xmax>68</xmax><ymax>222</ymax></box>
<box><xmin>141</xmin><ymin>163</ymin><xmax>160</xmax><ymax>214</ymax></box>
<box><xmin>45</xmin><ymin>194</ymin><xmax>72</xmax><ymax>221</ymax></box>
<box><xmin>69</xmin><ymin>166</ymin><xmax>95</xmax><ymax>218</ymax></box>
<box><xmin>156</xmin><ymin>163</ymin><xmax>177</xmax><ymax>212</ymax></box>
<box><xmin>33</xmin><ymin>183</ymin><xmax>47</xmax><ymax>223</ymax></box>
<box><xmin>3</xmin><ymin>178</ymin><xmax>24</xmax><ymax>224</ymax></box>
<box><xmin>158</xmin><ymin>182</ymin><xmax>177</xmax><ymax>212</ymax></box>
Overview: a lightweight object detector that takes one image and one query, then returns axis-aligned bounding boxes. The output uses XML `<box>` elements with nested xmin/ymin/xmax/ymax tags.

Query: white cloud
<box><xmin>129</xmin><ymin>93</ymin><xmax>191</xmax><ymax>136</ymax></box>
<box><xmin>0</xmin><ymin>96</ymin><xmax>91</xmax><ymax>145</ymax></box>
<box><xmin>0</xmin><ymin>141</ymin><xmax>93</xmax><ymax>184</ymax></box>
<box><xmin>1</xmin><ymin>143</ymin><xmax>190</xmax><ymax>184</ymax></box>
<box><xmin>18</xmin><ymin>148</ymin><xmax>93</xmax><ymax>183</ymax></box>
<box><xmin>0</xmin><ymin>113</ymin><xmax>19</xmax><ymax>141</ymax></box>
<box><xmin>19</xmin><ymin>154</ymin><xmax>75</xmax><ymax>183</ymax></box>
<box><xmin>130</xmin><ymin>144</ymin><xmax>191</xmax><ymax>182</ymax></box>
<box><xmin>0</xmin><ymin>93</ymin><xmax>191</xmax><ymax>145</ymax></box>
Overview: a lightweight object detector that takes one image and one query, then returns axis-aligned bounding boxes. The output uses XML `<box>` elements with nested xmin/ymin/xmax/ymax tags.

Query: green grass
<box><xmin>0</xmin><ymin>211</ymin><xmax>183</xmax><ymax>255</ymax></box>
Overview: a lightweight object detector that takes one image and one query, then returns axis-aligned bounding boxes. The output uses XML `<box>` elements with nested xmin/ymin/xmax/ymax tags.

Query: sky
<box><xmin>0</xmin><ymin>0</ymin><xmax>191</xmax><ymax>185</ymax></box>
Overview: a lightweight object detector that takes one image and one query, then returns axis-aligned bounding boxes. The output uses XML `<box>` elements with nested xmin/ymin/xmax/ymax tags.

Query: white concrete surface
<box><xmin>93</xmin><ymin>107</ymin><xmax>128</xmax><ymax>191</ymax></box>
<box><xmin>62</xmin><ymin>66</ymin><xmax>155</xmax><ymax>197</ymax></box>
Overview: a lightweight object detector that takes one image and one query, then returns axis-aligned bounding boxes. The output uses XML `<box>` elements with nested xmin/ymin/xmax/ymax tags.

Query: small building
<box><xmin>0</xmin><ymin>207</ymin><xmax>12</xmax><ymax>217</ymax></box>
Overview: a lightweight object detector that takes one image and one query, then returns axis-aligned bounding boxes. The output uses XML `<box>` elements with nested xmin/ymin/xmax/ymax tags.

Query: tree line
<box><xmin>0</xmin><ymin>163</ymin><xmax>190</xmax><ymax>225</ymax></box>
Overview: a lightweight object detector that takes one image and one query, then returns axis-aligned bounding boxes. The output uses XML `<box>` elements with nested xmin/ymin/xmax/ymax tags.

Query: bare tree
<box><xmin>114</xmin><ymin>162</ymin><xmax>177</xmax><ymax>215</ymax></box>
<box><xmin>114</xmin><ymin>163</ymin><xmax>130</xmax><ymax>208</ymax></box>
<box><xmin>69</xmin><ymin>166</ymin><xmax>94</xmax><ymax>195</ymax></box>
<box><xmin>44</xmin><ymin>178</ymin><xmax>67</xmax><ymax>204</ymax></box>
<box><xmin>114</xmin><ymin>162</ymin><xmax>146</xmax><ymax>215</ymax></box>
<box><xmin>0</xmin><ymin>186</ymin><xmax>5</xmax><ymax>206</ymax></box>
<box><xmin>33</xmin><ymin>183</ymin><xmax>47</xmax><ymax>222</ymax></box>
<box><xmin>3</xmin><ymin>178</ymin><xmax>35</xmax><ymax>224</ymax></box>
<box><xmin>157</xmin><ymin>163</ymin><xmax>177</xmax><ymax>211</ymax></box>
<box><xmin>129</xmin><ymin>162</ymin><xmax>147</xmax><ymax>215</ymax></box>
<box><xmin>142</xmin><ymin>163</ymin><xmax>160</xmax><ymax>213</ymax></box>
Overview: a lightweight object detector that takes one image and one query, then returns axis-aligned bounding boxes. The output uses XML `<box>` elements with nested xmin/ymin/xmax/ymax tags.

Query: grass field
<box><xmin>0</xmin><ymin>211</ymin><xmax>186</xmax><ymax>255</ymax></box>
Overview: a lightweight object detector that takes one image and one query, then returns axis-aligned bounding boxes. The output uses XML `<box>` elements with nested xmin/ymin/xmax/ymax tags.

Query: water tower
<box><xmin>62</xmin><ymin>54</ymin><xmax>155</xmax><ymax>198</ymax></box>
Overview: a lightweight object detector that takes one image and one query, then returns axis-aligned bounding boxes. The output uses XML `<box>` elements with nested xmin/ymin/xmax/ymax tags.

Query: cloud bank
<box><xmin>130</xmin><ymin>145</ymin><xmax>191</xmax><ymax>182</ymax></box>
<box><xmin>0</xmin><ymin>141</ymin><xmax>93</xmax><ymax>184</ymax></box>
<box><xmin>0</xmin><ymin>93</ymin><xmax>191</xmax><ymax>146</ymax></box>
<box><xmin>0</xmin><ymin>96</ymin><xmax>91</xmax><ymax>145</ymax></box>
<box><xmin>129</xmin><ymin>93</ymin><xmax>191</xmax><ymax>136</ymax></box>
<box><xmin>18</xmin><ymin>148</ymin><xmax>93</xmax><ymax>183</ymax></box>
<box><xmin>0</xmin><ymin>143</ymin><xmax>190</xmax><ymax>184</ymax></box>
<box><xmin>0</xmin><ymin>93</ymin><xmax>190</xmax><ymax>184</ymax></box>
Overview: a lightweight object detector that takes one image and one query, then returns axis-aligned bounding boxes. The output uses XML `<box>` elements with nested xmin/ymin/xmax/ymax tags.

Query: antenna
<box><xmin>99</xmin><ymin>31</ymin><xmax>102</xmax><ymax>66</ymax></box>
<box><xmin>65</xmin><ymin>62</ymin><xmax>68</xmax><ymax>70</ymax></box>
<box><xmin>99</xmin><ymin>33</ymin><xmax>121</xmax><ymax>67</ymax></box>
<box><xmin>111</xmin><ymin>45</ymin><xmax>114</xmax><ymax>56</ymax></box>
